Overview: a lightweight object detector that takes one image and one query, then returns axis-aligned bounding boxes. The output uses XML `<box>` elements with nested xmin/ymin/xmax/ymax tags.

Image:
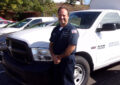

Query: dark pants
<box><xmin>53</xmin><ymin>55</ymin><xmax>75</xmax><ymax>85</ymax></box>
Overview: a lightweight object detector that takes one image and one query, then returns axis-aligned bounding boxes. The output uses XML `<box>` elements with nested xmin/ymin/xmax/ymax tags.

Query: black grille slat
<box><xmin>12</xmin><ymin>48</ymin><xmax>26</xmax><ymax>54</ymax></box>
<box><xmin>11</xmin><ymin>41</ymin><xmax>26</xmax><ymax>51</ymax></box>
<box><xmin>6</xmin><ymin>38</ymin><xmax>33</xmax><ymax>64</ymax></box>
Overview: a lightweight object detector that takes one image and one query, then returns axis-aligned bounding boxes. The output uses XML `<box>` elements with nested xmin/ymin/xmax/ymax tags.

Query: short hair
<box><xmin>57</xmin><ymin>7</ymin><xmax>69</xmax><ymax>16</ymax></box>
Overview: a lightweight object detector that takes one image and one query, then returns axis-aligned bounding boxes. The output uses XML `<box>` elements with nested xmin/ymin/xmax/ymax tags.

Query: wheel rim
<box><xmin>74</xmin><ymin>64</ymin><xmax>85</xmax><ymax>85</ymax></box>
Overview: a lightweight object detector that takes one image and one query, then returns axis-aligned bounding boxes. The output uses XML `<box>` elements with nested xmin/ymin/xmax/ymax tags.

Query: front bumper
<box><xmin>0</xmin><ymin>34</ymin><xmax>8</xmax><ymax>60</ymax></box>
<box><xmin>2</xmin><ymin>50</ymin><xmax>54</xmax><ymax>85</ymax></box>
<box><xmin>0</xmin><ymin>44</ymin><xmax>7</xmax><ymax>60</ymax></box>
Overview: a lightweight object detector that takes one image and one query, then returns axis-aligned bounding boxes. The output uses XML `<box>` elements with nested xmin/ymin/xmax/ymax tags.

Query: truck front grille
<box><xmin>6</xmin><ymin>38</ymin><xmax>32</xmax><ymax>64</ymax></box>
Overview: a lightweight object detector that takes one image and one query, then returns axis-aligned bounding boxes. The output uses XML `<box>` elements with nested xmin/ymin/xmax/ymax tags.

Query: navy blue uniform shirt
<box><xmin>50</xmin><ymin>23</ymin><xmax>79</xmax><ymax>55</ymax></box>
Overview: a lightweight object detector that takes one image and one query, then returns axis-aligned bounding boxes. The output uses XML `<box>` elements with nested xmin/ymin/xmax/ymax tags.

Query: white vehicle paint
<box><xmin>3</xmin><ymin>0</ymin><xmax>120</xmax><ymax>84</ymax></box>
<box><xmin>5</xmin><ymin>9</ymin><xmax>120</xmax><ymax>85</ymax></box>
<box><xmin>9</xmin><ymin>26</ymin><xmax>55</xmax><ymax>48</ymax></box>
<box><xmin>0</xmin><ymin>20</ymin><xmax>13</xmax><ymax>28</ymax></box>
<box><xmin>0</xmin><ymin>17</ymin><xmax>57</xmax><ymax>35</ymax></box>
<box><xmin>8</xmin><ymin>9</ymin><xmax>120</xmax><ymax>68</ymax></box>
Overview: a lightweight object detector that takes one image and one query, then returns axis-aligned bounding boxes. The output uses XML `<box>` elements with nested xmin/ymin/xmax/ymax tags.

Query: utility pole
<box><xmin>80</xmin><ymin>0</ymin><xmax>83</xmax><ymax>5</ymax></box>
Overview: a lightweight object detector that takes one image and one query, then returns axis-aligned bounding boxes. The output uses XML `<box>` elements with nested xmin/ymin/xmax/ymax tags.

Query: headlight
<box><xmin>32</xmin><ymin>48</ymin><xmax>52</xmax><ymax>61</ymax></box>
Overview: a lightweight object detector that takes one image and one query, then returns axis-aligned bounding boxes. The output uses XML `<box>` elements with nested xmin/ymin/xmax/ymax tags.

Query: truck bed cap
<box><xmin>90</xmin><ymin>0</ymin><xmax>120</xmax><ymax>10</ymax></box>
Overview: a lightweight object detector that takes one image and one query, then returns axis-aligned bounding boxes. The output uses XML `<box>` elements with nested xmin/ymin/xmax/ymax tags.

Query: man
<box><xmin>49</xmin><ymin>7</ymin><xmax>79</xmax><ymax>85</ymax></box>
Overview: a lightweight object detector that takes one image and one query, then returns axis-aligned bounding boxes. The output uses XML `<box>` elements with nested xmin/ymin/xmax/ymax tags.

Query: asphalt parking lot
<box><xmin>0</xmin><ymin>61</ymin><xmax>120</xmax><ymax>85</ymax></box>
<box><xmin>0</xmin><ymin>61</ymin><xmax>21</xmax><ymax>85</ymax></box>
<box><xmin>87</xmin><ymin>62</ymin><xmax>120</xmax><ymax>85</ymax></box>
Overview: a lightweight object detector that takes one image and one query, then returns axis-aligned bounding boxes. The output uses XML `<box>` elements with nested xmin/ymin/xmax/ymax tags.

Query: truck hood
<box><xmin>8</xmin><ymin>26</ymin><xmax>55</xmax><ymax>48</ymax></box>
<box><xmin>8</xmin><ymin>26</ymin><xmax>89</xmax><ymax>48</ymax></box>
<box><xmin>0</xmin><ymin>27</ymin><xmax>22</xmax><ymax>35</ymax></box>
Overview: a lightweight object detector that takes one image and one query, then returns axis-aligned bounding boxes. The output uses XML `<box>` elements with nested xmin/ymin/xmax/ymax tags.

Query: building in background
<box><xmin>52</xmin><ymin>0</ymin><xmax>66</xmax><ymax>3</ymax></box>
<box><xmin>52</xmin><ymin>0</ymin><xmax>90</xmax><ymax>5</ymax></box>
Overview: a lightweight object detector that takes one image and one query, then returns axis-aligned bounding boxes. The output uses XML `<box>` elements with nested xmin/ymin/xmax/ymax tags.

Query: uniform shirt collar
<box><xmin>58</xmin><ymin>23</ymin><xmax>71</xmax><ymax>31</ymax></box>
<box><xmin>59</xmin><ymin>27</ymin><xmax>63</xmax><ymax>31</ymax></box>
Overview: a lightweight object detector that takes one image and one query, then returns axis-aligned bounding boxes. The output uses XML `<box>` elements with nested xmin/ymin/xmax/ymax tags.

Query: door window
<box><xmin>99</xmin><ymin>12</ymin><xmax>120</xmax><ymax>28</ymax></box>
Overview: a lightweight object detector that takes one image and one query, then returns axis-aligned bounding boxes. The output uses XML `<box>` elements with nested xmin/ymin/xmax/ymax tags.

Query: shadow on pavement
<box><xmin>88</xmin><ymin>62</ymin><xmax>120</xmax><ymax>85</ymax></box>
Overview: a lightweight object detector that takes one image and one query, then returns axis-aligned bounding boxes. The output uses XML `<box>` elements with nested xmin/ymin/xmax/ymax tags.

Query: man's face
<box><xmin>58</xmin><ymin>8</ymin><xmax>69</xmax><ymax>27</ymax></box>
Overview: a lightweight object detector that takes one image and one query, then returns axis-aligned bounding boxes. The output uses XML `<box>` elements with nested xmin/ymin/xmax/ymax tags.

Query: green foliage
<box><xmin>31</xmin><ymin>0</ymin><xmax>57</xmax><ymax>16</ymax></box>
<box><xmin>0</xmin><ymin>0</ymin><xmax>57</xmax><ymax>20</ymax></box>
<box><xmin>40</xmin><ymin>1</ymin><xmax>57</xmax><ymax>16</ymax></box>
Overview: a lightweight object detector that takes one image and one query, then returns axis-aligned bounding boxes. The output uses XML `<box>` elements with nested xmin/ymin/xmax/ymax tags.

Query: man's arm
<box><xmin>49</xmin><ymin>42</ymin><xmax>54</xmax><ymax>57</ymax></box>
<box><xmin>49</xmin><ymin>42</ymin><xmax>61</xmax><ymax>64</ymax></box>
<box><xmin>58</xmin><ymin>45</ymin><xmax>76</xmax><ymax>58</ymax></box>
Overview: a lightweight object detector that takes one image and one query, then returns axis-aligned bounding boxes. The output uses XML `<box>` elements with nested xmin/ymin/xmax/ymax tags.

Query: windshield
<box><xmin>3</xmin><ymin>22</ymin><xmax>16</xmax><ymax>28</ymax></box>
<box><xmin>11</xmin><ymin>19</ymin><xmax>32</xmax><ymax>28</ymax></box>
<box><xmin>69</xmin><ymin>12</ymin><xmax>101</xmax><ymax>29</ymax></box>
<box><xmin>30</xmin><ymin>23</ymin><xmax>47</xmax><ymax>28</ymax></box>
<box><xmin>24</xmin><ymin>21</ymin><xmax>57</xmax><ymax>29</ymax></box>
<box><xmin>29</xmin><ymin>22</ymin><xmax>56</xmax><ymax>28</ymax></box>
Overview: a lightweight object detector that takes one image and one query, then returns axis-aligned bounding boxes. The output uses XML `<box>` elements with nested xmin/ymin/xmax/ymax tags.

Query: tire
<box><xmin>74</xmin><ymin>56</ymin><xmax>90</xmax><ymax>85</ymax></box>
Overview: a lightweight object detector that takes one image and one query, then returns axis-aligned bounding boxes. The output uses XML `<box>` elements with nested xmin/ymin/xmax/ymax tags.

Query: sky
<box><xmin>53</xmin><ymin>0</ymin><xmax>91</xmax><ymax>5</ymax></box>
<box><xmin>84</xmin><ymin>0</ymin><xmax>91</xmax><ymax>5</ymax></box>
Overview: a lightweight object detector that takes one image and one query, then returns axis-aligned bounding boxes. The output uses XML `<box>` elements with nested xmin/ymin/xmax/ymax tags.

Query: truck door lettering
<box><xmin>109</xmin><ymin>41</ymin><xmax>119</xmax><ymax>47</ymax></box>
<box><xmin>97</xmin><ymin>45</ymin><xmax>105</xmax><ymax>49</ymax></box>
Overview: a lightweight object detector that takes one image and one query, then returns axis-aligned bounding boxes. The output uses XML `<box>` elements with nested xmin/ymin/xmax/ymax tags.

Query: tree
<box><xmin>80</xmin><ymin>0</ymin><xmax>84</xmax><ymax>5</ymax></box>
<box><xmin>0</xmin><ymin>0</ymin><xmax>57</xmax><ymax>20</ymax></box>
<box><xmin>0</xmin><ymin>0</ymin><xmax>24</xmax><ymax>19</ymax></box>
<box><xmin>40</xmin><ymin>0</ymin><xmax>57</xmax><ymax>16</ymax></box>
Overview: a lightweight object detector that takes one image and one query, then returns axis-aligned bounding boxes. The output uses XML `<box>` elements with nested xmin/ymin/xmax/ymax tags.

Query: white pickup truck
<box><xmin>2</xmin><ymin>1</ymin><xmax>120</xmax><ymax>85</ymax></box>
<box><xmin>0</xmin><ymin>17</ymin><xmax>57</xmax><ymax>58</ymax></box>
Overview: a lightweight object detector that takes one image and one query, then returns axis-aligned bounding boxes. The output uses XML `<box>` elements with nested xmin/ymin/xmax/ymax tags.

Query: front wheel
<box><xmin>74</xmin><ymin>56</ymin><xmax>90</xmax><ymax>85</ymax></box>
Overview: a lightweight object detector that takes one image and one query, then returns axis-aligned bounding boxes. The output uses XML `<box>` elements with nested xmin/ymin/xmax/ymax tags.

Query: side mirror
<box><xmin>101</xmin><ymin>23</ymin><xmax>117</xmax><ymax>31</ymax></box>
<box><xmin>96</xmin><ymin>23</ymin><xmax>118</xmax><ymax>32</ymax></box>
<box><xmin>96</xmin><ymin>28</ymin><xmax>101</xmax><ymax>32</ymax></box>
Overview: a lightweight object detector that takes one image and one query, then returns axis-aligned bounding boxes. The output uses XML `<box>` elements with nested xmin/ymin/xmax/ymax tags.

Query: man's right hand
<box><xmin>52</xmin><ymin>55</ymin><xmax>61</xmax><ymax>64</ymax></box>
